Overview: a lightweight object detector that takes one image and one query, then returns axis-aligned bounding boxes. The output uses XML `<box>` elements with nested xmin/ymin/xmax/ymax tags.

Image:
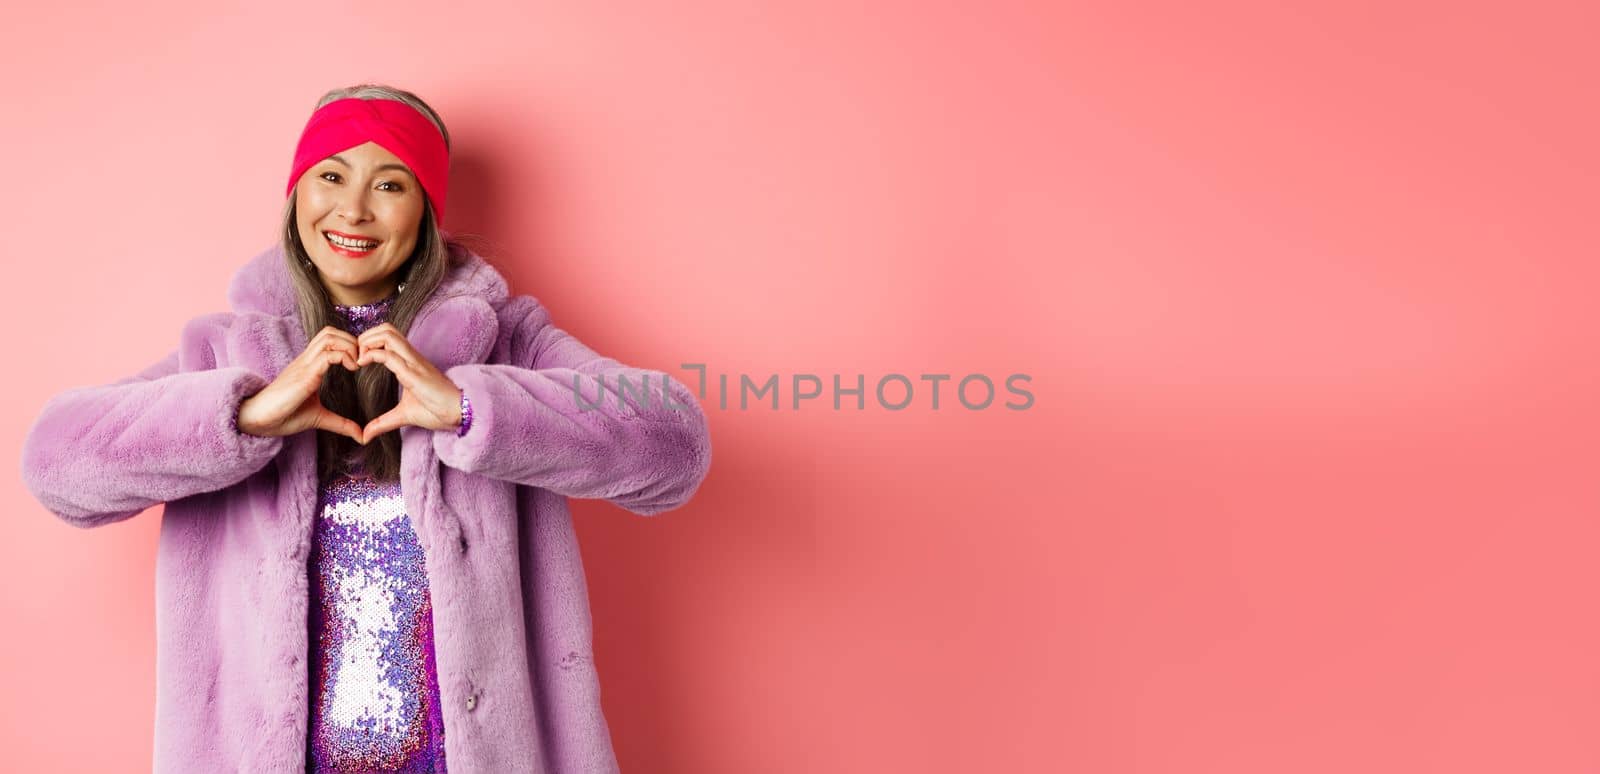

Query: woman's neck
<box><xmin>333</xmin><ymin>290</ymin><xmax>397</xmax><ymax>335</ymax></box>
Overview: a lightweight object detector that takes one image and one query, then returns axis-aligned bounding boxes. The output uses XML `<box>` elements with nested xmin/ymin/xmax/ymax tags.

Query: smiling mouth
<box><xmin>324</xmin><ymin>231</ymin><xmax>381</xmax><ymax>255</ymax></box>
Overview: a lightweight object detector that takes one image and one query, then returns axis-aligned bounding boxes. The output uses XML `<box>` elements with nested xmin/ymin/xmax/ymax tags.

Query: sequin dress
<box><xmin>306</xmin><ymin>290</ymin><xmax>457</xmax><ymax>773</ymax></box>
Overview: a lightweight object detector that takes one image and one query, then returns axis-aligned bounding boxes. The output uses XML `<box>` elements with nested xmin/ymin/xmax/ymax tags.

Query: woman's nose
<box><xmin>338</xmin><ymin>192</ymin><xmax>372</xmax><ymax>222</ymax></box>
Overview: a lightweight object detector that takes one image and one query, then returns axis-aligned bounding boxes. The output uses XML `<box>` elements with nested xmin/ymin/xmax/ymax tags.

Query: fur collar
<box><xmin>221</xmin><ymin>240</ymin><xmax>511</xmax><ymax>375</ymax></box>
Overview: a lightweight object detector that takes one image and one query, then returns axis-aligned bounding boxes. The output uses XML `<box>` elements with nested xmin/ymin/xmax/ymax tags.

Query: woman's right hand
<box><xmin>236</xmin><ymin>326</ymin><xmax>364</xmax><ymax>443</ymax></box>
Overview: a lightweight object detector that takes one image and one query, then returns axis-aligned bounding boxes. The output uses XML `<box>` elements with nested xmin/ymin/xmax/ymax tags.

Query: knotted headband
<box><xmin>285</xmin><ymin>97</ymin><xmax>451</xmax><ymax>223</ymax></box>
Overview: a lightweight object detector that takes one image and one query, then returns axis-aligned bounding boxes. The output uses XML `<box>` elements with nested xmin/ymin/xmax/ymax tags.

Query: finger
<box><xmin>358</xmin><ymin>329</ymin><xmax>421</xmax><ymax>370</ymax></box>
<box><xmin>318</xmin><ymin>326</ymin><xmax>361</xmax><ymax>347</ymax></box>
<box><xmin>362</xmin><ymin>407</ymin><xmax>410</xmax><ymax>444</ymax></box>
<box><xmin>359</xmin><ymin>348</ymin><xmax>419</xmax><ymax>387</ymax></box>
<box><xmin>356</xmin><ymin>324</ymin><xmax>397</xmax><ymax>349</ymax></box>
<box><xmin>305</xmin><ymin>326</ymin><xmax>360</xmax><ymax>363</ymax></box>
<box><xmin>357</xmin><ymin>329</ymin><xmax>414</xmax><ymax>367</ymax></box>
<box><xmin>321</xmin><ymin>335</ymin><xmax>361</xmax><ymax>364</ymax></box>
<box><xmin>315</xmin><ymin>408</ymin><xmax>366</xmax><ymax>445</ymax></box>
<box><xmin>323</xmin><ymin>349</ymin><xmax>359</xmax><ymax>373</ymax></box>
<box><xmin>327</xmin><ymin>327</ymin><xmax>361</xmax><ymax>345</ymax></box>
<box><xmin>302</xmin><ymin>326</ymin><xmax>356</xmax><ymax>359</ymax></box>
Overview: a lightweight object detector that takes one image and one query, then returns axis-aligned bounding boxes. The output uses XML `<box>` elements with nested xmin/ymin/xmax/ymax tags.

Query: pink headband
<box><xmin>285</xmin><ymin>97</ymin><xmax>451</xmax><ymax>223</ymax></box>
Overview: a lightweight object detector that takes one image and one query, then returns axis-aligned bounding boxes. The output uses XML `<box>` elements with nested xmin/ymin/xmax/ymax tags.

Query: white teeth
<box><xmin>326</xmin><ymin>233</ymin><xmax>379</xmax><ymax>250</ymax></box>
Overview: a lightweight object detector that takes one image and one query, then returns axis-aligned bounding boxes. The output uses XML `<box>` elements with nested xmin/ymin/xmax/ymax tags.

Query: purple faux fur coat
<box><xmin>20</xmin><ymin>242</ymin><xmax>712</xmax><ymax>773</ymax></box>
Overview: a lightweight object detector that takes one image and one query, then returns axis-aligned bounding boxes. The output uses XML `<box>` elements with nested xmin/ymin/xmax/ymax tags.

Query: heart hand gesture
<box><xmin>235</xmin><ymin>323</ymin><xmax>463</xmax><ymax>445</ymax></box>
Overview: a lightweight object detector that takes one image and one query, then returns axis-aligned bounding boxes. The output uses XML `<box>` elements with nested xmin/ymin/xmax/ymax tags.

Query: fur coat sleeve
<box><xmin>433</xmin><ymin>295</ymin><xmax>712</xmax><ymax>516</ymax></box>
<box><xmin>19</xmin><ymin>316</ymin><xmax>284</xmax><ymax>528</ymax></box>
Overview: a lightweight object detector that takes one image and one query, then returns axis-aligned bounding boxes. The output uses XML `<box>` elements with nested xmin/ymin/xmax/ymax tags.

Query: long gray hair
<box><xmin>280</xmin><ymin>83</ymin><xmax>457</xmax><ymax>484</ymax></box>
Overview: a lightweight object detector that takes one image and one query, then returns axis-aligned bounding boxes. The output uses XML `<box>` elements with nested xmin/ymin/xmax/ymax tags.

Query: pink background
<box><xmin>2</xmin><ymin>1</ymin><xmax>1597</xmax><ymax>772</ymax></box>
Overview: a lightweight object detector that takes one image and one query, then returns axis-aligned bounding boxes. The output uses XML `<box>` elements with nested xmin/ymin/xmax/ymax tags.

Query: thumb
<box><xmin>315</xmin><ymin>410</ymin><xmax>365</xmax><ymax>446</ymax></box>
<box><xmin>362</xmin><ymin>408</ymin><xmax>410</xmax><ymax>445</ymax></box>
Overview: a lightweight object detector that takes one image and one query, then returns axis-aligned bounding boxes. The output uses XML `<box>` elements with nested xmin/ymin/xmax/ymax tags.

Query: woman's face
<box><xmin>293</xmin><ymin>141</ymin><xmax>426</xmax><ymax>306</ymax></box>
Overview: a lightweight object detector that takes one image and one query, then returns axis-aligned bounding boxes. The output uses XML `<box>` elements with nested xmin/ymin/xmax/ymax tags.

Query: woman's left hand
<box><xmin>356</xmin><ymin>322</ymin><xmax>464</xmax><ymax>444</ymax></box>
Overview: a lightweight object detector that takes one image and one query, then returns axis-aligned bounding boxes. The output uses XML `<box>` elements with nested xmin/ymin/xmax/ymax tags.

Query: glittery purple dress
<box><xmin>307</xmin><ymin>290</ymin><xmax>458</xmax><ymax>773</ymax></box>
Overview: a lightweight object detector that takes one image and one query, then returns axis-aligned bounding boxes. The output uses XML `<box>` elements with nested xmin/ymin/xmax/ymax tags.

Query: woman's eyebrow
<box><xmin>325</xmin><ymin>154</ymin><xmax>415</xmax><ymax>177</ymax></box>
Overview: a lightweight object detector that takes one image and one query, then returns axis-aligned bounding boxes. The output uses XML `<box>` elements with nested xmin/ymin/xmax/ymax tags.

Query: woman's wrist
<box><xmin>234</xmin><ymin>396</ymin><xmax>260</xmax><ymax>436</ymax></box>
<box><xmin>456</xmin><ymin>390</ymin><xmax>473</xmax><ymax>437</ymax></box>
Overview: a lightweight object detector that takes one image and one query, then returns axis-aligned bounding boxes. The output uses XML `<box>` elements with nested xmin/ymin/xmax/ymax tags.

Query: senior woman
<box><xmin>20</xmin><ymin>84</ymin><xmax>712</xmax><ymax>773</ymax></box>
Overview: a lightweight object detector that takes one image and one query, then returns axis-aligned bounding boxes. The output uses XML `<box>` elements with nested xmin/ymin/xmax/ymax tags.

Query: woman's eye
<box><xmin>320</xmin><ymin>172</ymin><xmax>341</xmax><ymax>183</ymax></box>
<box><xmin>378</xmin><ymin>181</ymin><xmax>402</xmax><ymax>192</ymax></box>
